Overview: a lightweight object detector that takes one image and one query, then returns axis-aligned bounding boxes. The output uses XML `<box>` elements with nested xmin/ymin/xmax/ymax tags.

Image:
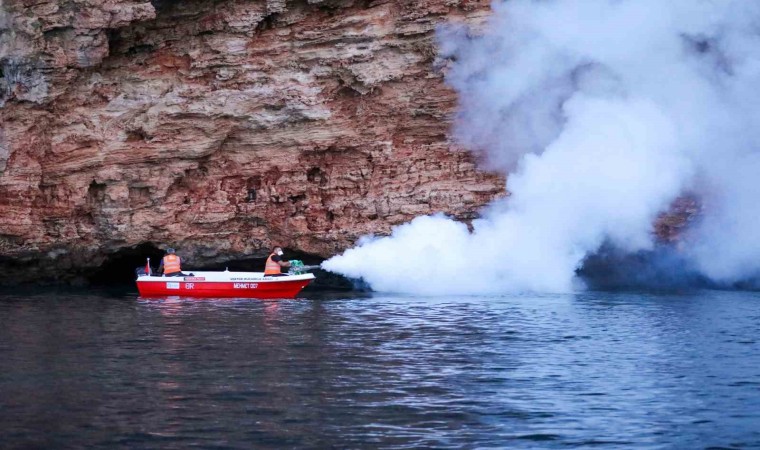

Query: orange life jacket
<box><xmin>163</xmin><ymin>254</ymin><xmax>181</xmax><ymax>274</ymax></box>
<box><xmin>264</xmin><ymin>253</ymin><xmax>281</xmax><ymax>275</ymax></box>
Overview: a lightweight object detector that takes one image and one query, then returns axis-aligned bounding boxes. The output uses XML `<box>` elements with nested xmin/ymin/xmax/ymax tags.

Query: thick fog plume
<box><xmin>323</xmin><ymin>0</ymin><xmax>760</xmax><ymax>294</ymax></box>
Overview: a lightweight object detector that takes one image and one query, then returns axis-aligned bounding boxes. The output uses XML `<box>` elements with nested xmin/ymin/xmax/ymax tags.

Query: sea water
<box><xmin>0</xmin><ymin>288</ymin><xmax>758</xmax><ymax>449</ymax></box>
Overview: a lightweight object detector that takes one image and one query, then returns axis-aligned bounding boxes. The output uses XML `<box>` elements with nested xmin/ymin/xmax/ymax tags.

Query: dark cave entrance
<box><xmin>88</xmin><ymin>243</ymin><xmax>166</xmax><ymax>285</ymax></box>
<box><xmin>577</xmin><ymin>244</ymin><xmax>716</xmax><ymax>291</ymax></box>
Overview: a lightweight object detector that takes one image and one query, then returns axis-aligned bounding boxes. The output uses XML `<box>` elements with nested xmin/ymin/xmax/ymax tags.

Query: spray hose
<box><xmin>288</xmin><ymin>260</ymin><xmax>320</xmax><ymax>275</ymax></box>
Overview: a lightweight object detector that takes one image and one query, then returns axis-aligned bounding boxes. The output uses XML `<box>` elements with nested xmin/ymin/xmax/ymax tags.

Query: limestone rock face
<box><xmin>0</xmin><ymin>0</ymin><xmax>505</xmax><ymax>281</ymax></box>
<box><xmin>0</xmin><ymin>0</ymin><xmax>156</xmax><ymax>103</ymax></box>
<box><xmin>655</xmin><ymin>196</ymin><xmax>701</xmax><ymax>245</ymax></box>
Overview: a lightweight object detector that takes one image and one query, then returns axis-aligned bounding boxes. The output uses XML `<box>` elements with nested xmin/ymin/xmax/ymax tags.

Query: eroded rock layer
<box><xmin>0</xmin><ymin>0</ymin><xmax>505</xmax><ymax>282</ymax></box>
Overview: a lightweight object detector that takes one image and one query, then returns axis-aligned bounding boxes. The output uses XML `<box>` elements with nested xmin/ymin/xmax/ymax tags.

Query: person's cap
<box><xmin>166</xmin><ymin>247</ymin><xmax>175</xmax><ymax>254</ymax></box>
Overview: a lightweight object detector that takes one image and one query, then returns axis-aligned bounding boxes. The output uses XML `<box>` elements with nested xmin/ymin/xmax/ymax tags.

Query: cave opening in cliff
<box><xmin>149</xmin><ymin>0</ymin><xmax>182</xmax><ymax>14</ymax></box>
<box><xmin>577</xmin><ymin>244</ymin><xmax>716</xmax><ymax>291</ymax></box>
<box><xmin>88</xmin><ymin>243</ymin><xmax>166</xmax><ymax>285</ymax></box>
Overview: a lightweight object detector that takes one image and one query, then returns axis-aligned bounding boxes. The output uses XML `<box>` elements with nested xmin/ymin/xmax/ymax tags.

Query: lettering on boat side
<box><xmin>184</xmin><ymin>277</ymin><xmax>205</xmax><ymax>281</ymax></box>
<box><xmin>231</xmin><ymin>278</ymin><xmax>265</xmax><ymax>281</ymax></box>
<box><xmin>166</xmin><ymin>282</ymin><xmax>180</xmax><ymax>289</ymax></box>
<box><xmin>233</xmin><ymin>283</ymin><xmax>259</xmax><ymax>289</ymax></box>
<box><xmin>185</xmin><ymin>283</ymin><xmax>195</xmax><ymax>290</ymax></box>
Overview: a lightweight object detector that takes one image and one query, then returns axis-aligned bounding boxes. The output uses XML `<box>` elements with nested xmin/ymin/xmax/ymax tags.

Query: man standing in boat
<box><xmin>159</xmin><ymin>248</ymin><xmax>185</xmax><ymax>277</ymax></box>
<box><xmin>264</xmin><ymin>246</ymin><xmax>291</xmax><ymax>277</ymax></box>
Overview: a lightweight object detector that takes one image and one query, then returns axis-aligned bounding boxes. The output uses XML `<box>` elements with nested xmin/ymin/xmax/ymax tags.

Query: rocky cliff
<box><xmin>0</xmin><ymin>0</ymin><xmax>505</xmax><ymax>282</ymax></box>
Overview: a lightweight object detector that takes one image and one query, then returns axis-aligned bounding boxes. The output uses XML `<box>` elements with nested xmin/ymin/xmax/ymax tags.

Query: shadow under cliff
<box><xmin>577</xmin><ymin>244</ymin><xmax>760</xmax><ymax>292</ymax></box>
<box><xmin>2</xmin><ymin>242</ymin><xmax>758</xmax><ymax>293</ymax></box>
<box><xmin>0</xmin><ymin>242</ymin><xmax>357</xmax><ymax>291</ymax></box>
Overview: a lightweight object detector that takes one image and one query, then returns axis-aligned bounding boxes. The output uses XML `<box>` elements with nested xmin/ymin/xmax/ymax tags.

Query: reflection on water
<box><xmin>0</xmin><ymin>289</ymin><xmax>759</xmax><ymax>449</ymax></box>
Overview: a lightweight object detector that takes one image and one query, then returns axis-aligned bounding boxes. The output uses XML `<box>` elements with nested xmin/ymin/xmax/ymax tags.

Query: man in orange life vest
<box><xmin>158</xmin><ymin>248</ymin><xmax>185</xmax><ymax>277</ymax></box>
<box><xmin>264</xmin><ymin>246</ymin><xmax>291</xmax><ymax>277</ymax></box>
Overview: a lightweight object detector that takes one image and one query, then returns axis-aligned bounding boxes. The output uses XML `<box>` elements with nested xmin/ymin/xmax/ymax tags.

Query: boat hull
<box><xmin>136</xmin><ymin>272</ymin><xmax>315</xmax><ymax>299</ymax></box>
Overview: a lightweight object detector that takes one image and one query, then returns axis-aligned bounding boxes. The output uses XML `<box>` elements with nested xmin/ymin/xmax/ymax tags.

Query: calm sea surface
<box><xmin>0</xmin><ymin>289</ymin><xmax>758</xmax><ymax>449</ymax></box>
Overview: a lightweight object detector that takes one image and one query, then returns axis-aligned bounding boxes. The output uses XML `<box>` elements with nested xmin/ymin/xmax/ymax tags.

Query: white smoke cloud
<box><xmin>323</xmin><ymin>0</ymin><xmax>760</xmax><ymax>294</ymax></box>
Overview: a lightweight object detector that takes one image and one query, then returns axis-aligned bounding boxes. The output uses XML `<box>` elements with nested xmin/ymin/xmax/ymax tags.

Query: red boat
<box><xmin>136</xmin><ymin>271</ymin><xmax>315</xmax><ymax>299</ymax></box>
